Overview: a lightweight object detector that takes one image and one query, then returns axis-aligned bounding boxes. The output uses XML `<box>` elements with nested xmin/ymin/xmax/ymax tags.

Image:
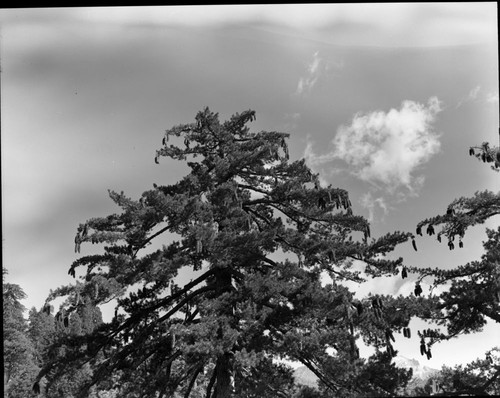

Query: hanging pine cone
<box><xmin>385</xmin><ymin>328</ymin><xmax>395</xmax><ymax>343</ymax></box>
<box><xmin>387</xmin><ymin>343</ymin><xmax>395</xmax><ymax>357</ymax></box>
<box><xmin>356</xmin><ymin>302</ymin><xmax>363</xmax><ymax>316</ymax></box>
<box><xmin>82</xmin><ymin>224</ymin><xmax>88</xmax><ymax>239</ymax></box>
<box><xmin>414</xmin><ymin>283</ymin><xmax>422</xmax><ymax>297</ymax></box>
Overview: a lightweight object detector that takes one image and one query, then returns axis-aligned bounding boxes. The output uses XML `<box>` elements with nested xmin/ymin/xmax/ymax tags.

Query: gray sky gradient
<box><xmin>1</xmin><ymin>3</ymin><xmax>499</xmax><ymax>369</ymax></box>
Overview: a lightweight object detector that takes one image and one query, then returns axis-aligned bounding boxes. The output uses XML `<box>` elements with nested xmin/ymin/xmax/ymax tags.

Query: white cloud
<box><xmin>468</xmin><ymin>86</ymin><xmax>481</xmax><ymax>100</ymax></box>
<box><xmin>304</xmin><ymin>98</ymin><xmax>442</xmax><ymax>222</ymax></box>
<box><xmin>304</xmin><ymin>139</ymin><xmax>334</xmax><ymax>167</ymax></box>
<box><xmin>321</xmin><ymin>261</ymin><xmax>401</xmax><ymax>300</ymax></box>
<box><xmin>1</xmin><ymin>4</ymin><xmax>495</xmax><ymax>50</ymax></box>
<box><xmin>486</xmin><ymin>91</ymin><xmax>499</xmax><ymax>104</ymax></box>
<box><xmin>396</xmin><ymin>278</ymin><xmax>450</xmax><ymax>298</ymax></box>
<box><xmin>359</xmin><ymin>192</ymin><xmax>389</xmax><ymax>223</ymax></box>
<box><xmin>304</xmin><ymin>139</ymin><xmax>343</xmax><ymax>189</ymax></box>
<box><xmin>457</xmin><ymin>86</ymin><xmax>500</xmax><ymax>107</ymax></box>
<box><xmin>295</xmin><ymin>52</ymin><xmax>345</xmax><ymax>96</ymax></box>
<box><xmin>332</xmin><ymin>97</ymin><xmax>442</xmax><ymax>193</ymax></box>
<box><xmin>52</xmin><ymin>4</ymin><xmax>497</xmax><ymax>47</ymax></box>
<box><xmin>456</xmin><ymin>85</ymin><xmax>481</xmax><ymax>107</ymax></box>
<box><xmin>295</xmin><ymin>51</ymin><xmax>323</xmax><ymax>96</ymax></box>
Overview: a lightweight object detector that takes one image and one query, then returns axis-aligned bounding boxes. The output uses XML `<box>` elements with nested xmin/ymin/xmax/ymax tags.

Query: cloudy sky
<box><xmin>2</xmin><ymin>4</ymin><xmax>499</xmax><ymax>370</ymax></box>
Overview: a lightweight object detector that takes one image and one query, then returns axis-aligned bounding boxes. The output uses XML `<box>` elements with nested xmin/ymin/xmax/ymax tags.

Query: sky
<box><xmin>1</xmin><ymin>4</ymin><xmax>499</xmax><ymax>371</ymax></box>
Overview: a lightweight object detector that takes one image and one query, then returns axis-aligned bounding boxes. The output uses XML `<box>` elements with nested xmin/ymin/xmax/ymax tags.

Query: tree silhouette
<box><xmin>409</xmin><ymin>132</ymin><xmax>500</xmax><ymax>393</ymax></box>
<box><xmin>35</xmin><ymin>108</ymin><xmax>420</xmax><ymax>397</ymax></box>
<box><xmin>416</xmin><ymin>347</ymin><xmax>500</xmax><ymax>396</ymax></box>
<box><xmin>28</xmin><ymin>296</ymin><xmax>105</xmax><ymax>397</ymax></box>
<box><xmin>3</xmin><ymin>268</ymin><xmax>39</xmax><ymax>398</ymax></box>
<box><xmin>468</xmin><ymin>129</ymin><xmax>500</xmax><ymax>172</ymax></box>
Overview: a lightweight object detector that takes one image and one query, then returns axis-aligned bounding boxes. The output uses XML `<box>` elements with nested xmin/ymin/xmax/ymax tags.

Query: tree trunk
<box><xmin>213</xmin><ymin>353</ymin><xmax>234</xmax><ymax>398</ymax></box>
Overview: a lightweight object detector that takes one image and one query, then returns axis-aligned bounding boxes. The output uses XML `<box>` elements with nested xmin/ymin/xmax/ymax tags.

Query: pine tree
<box><xmin>409</xmin><ymin>133</ymin><xmax>500</xmax><ymax>391</ymax></box>
<box><xmin>3</xmin><ymin>268</ymin><xmax>39</xmax><ymax>398</ymax></box>
<box><xmin>29</xmin><ymin>281</ymin><xmax>107</xmax><ymax>397</ymax></box>
<box><xmin>417</xmin><ymin>347</ymin><xmax>500</xmax><ymax>396</ymax></box>
<box><xmin>411</xmin><ymin>183</ymin><xmax>500</xmax><ymax>335</ymax></box>
<box><xmin>34</xmin><ymin>108</ymin><xmax>417</xmax><ymax>397</ymax></box>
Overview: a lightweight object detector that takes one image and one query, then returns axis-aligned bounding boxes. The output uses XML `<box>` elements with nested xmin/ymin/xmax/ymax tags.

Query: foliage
<box><xmin>415</xmin><ymin>347</ymin><xmax>500</xmax><ymax>396</ymax></box>
<box><xmin>409</xmin><ymin>225</ymin><xmax>500</xmax><ymax>340</ymax></box>
<box><xmin>33</xmin><ymin>108</ymin><xmax>421</xmax><ymax>397</ymax></box>
<box><xmin>468</xmin><ymin>133</ymin><xmax>500</xmax><ymax>172</ymax></box>
<box><xmin>410</xmin><ymin>188</ymin><xmax>500</xmax><ymax>348</ymax></box>
<box><xmin>416</xmin><ymin>190</ymin><xmax>500</xmax><ymax>247</ymax></box>
<box><xmin>3</xmin><ymin>268</ymin><xmax>39</xmax><ymax>398</ymax></box>
<box><xmin>28</xmin><ymin>283</ymin><xmax>106</xmax><ymax>397</ymax></box>
<box><xmin>408</xmin><ymin>133</ymin><xmax>500</xmax><ymax>393</ymax></box>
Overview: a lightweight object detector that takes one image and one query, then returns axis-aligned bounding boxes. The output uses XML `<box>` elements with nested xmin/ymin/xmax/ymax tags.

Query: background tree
<box><xmin>415</xmin><ymin>347</ymin><xmax>500</xmax><ymax>396</ymax></box>
<box><xmin>408</xmin><ymin>132</ymin><xmax>500</xmax><ymax>393</ymax></box>
<box><xmin>28</xmin><ymin>282</ymin><xmax>110</xmax><ymax>397</ymax></box>
<box><xmin>3</xmin><ymin>268</ymin><xmax>39</xmax><ymax>398</ymax></box>
<box><xmin>35</xmin><ymin>108</ymin><xmax>422</xmax><ymax>397</ymax></box>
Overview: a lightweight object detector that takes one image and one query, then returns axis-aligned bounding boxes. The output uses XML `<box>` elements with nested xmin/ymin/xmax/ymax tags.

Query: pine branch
<box><xmin>184</xmin><ymin>364</ymin><xmax>204</xmax><ymax>398</ymax></box>
<box><xmin>205</xmin><ymin>365</ymin><xmax>217</xmax><ymax>398</ymax></box>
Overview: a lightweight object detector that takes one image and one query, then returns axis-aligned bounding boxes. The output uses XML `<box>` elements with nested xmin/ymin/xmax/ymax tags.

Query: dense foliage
<box><xmin>415</xmin><ymin>347</ymin><xmax>500</xmax><ymax>396</ymax></box>
<box><xmin>7</xmin><ymin>110</ymin><xmax>494</xmax><ymax>397</ymax></box>
<box><xmin>28</xmin><ymin>294</ymin><xmax>104</xmax><ymax>397</ymax></box>
<box><xmin>3</xmin><ymin>268</ymin><xmax>39</xmax><ymax>398</ymax></box>
<box><xmin>408</xmin><ymin>138</ymin><xmax>500</xmax><ymax>395</ymax></box>
<box><xmin>30</xmin><ymin>108</ymin><xmax>423</xmax><ymax>397</ymax></box>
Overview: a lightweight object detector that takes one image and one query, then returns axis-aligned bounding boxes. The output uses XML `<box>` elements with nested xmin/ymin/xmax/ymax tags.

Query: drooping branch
<box><xmin>156</xmin><ymin>285</ymin><xmax>215</xmax><ymax>324</ymax></box>
<box><xmin>134</xmin><ymin>222</ymin><xmax>175</xmax><ymax>256</ymax></box>
<box><xmin>482</xmin><ymin>367</ymin><xmax>500</xmax><ymax>392</ymax></box>
<box><xmin>205</xmin><ymin>364</ymin><xmax>217</xmax><ymax>398</ymax></box>
<box><xmin>294</xmin><ymin>352</ymin><xmax>341</xmax><ymax>393</ymax></box>
<box><xmin>184</xmin><ymin>364</ymin><xmax>204</xmax><ymax>398</ymax></box>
